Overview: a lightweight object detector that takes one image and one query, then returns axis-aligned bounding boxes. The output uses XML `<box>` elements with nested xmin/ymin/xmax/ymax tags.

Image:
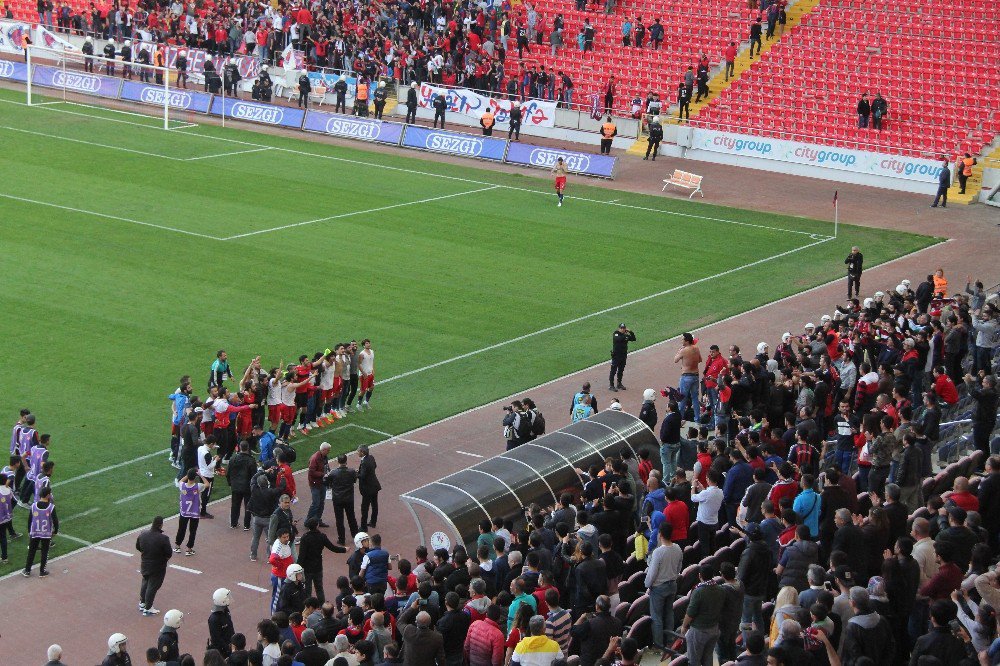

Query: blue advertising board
<box><xmin>32</xmin><ymin>64</ymin><xmax>122</xmax><ymax>99</ymax></box>
<box><xmin>302</xmin><ymin>110</ymin><xmax>404</xmax><ymax>145</ymax></box>
<box><xmin>400</xmin><ymin>125</ymin><xmax>507</xmax><ymax>162</ymax></box>
<box><xmin>119</xmin><ymin>81</ymin><xmax>213</xmax><ymax>114</ymax></box>
<box><xmin>0</xmin><ymin>60</ymin><xmax>28</xmax><ymax>83</ymax></box>
<box><xmin>209</xmin><ymin>96</ymin><xmax>305</xmax><ymax>130</ymax></box>
<box><xmin>504</xmin><ymin>143</ymin><xmax>617</xmax><ymax>179</ymax></box>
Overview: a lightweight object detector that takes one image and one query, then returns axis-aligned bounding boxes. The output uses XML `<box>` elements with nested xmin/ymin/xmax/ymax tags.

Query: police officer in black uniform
<box><xmin>372</xmin><ymin>80</ymin><xmax>388</xmax><ymax>119</ymax></box>
<box><xmin>432</xmin><ymin>93</ymin><xmax>447</xmax><ymax>128</ymax></box>
<box><xmin>136</xmin><ymin>47</ymin><xmax>151</xmax><ymax>82</ymax></box>
<box><xmin>609</xmin><ymin>323</ymin><xmax>636</xmax><ymax>391</ymax></box>
<box><xmin>223</xmin><ymin>62</ymin><xmax>241</xmax><ymax>98</ymax></box>
<box><xmin>508</xmin><ymin>101</ymin><xmax>522</xmax><ymax>140</ymax></box>
<box><xmin>644</xmin><ymin>115</ymin><xmax>663</xmax><ymax>160</ymax></box>
<box><xmin>297</xmin><ymin>70</ymin><xmax>311</xmax><ymax>108</ymax></box>
<box><xmin>333</xmin><ymin>75</ymin><xmax>348</xmax><ymax>113</ymax></box>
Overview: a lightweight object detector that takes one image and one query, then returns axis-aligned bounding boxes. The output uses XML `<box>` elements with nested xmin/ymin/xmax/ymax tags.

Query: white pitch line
<box><xmin>0</xmin><ymin>193</ymin><xmax>226</xmax><ymax>241</ymax></box>
<box><xmin>455</xmin><ymin>450</ymin><xmax>484</xmax><ymax>459</ymax></box>
<box><xmin>378</xmin><ymin>236</ymin><xmax>834</xmax><ymax>386</ymax></box>
<box><xmin>58</xmin><ymin>448</ymin><xmax>172</xmax><ymax>487</ymax></box>
<box><xmin>63</xmin><ymin>507</ymin><xmax>100</xmax><ymax>522</ymax></box>
<box><xmin>222</xmin><ymin>186</ymin><xmax>501</xmax><ymax>240</ymax></box>
<box><xmin>238</xmin><ymin>581</ymin><xmax>269</xmax><ymax>593</ymax></box>
<box><xmin>58</xmin><ymin>533</ymin><xmax>93</xmax><ymax>546</ymax></box>
<box><xmin>113</xmin><ymin>481</ymin><xmax>176</xmax><ymax>504</ymax></box>
<box><xmin>0</xmin><ymin>124</ymin><xmax>183</xmax><ymax>160</ymax></box>
<box><xmin>93</xmin><ymin>546</ymin><xmax>134</xmax><ymax>557</ymax></box>
<box><xmin>169</xmin><ymin>564</ymin><xmax>203</xmax><ymax>574</ymax></box>
<box><xmin>185</xmin><ymin>147</ymin><xmax>272</xmax><ymax>161</ymax></box>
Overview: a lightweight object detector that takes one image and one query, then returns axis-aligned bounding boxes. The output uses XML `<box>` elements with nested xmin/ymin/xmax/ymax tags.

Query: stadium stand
<box><xmin>695</xmin><ymin>0</ymin><xmax>1000</xmax><ymax>160</ymax></box>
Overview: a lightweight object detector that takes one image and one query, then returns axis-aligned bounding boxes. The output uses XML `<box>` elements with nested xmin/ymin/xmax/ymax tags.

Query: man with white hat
<box><xmin>157</xmin><ymin>610</ymin><xmax>183</xmax><ymax>662</ymax></box>
<box><xmin>373</xmin><ymin>80</ymin><xmax>388</xmax><ymax>119</ymax></box>
<box><xmin>207</xmin><ymin>588</ymin><xmax>236</xmax><ymax>658</ymax></box>
<box><xmin>638</xmin><ymin>389</ymin><xmax>658</xmax><ymax>429</ymax></box>
<box><xmin>103</xmin><ymin>633</ymin><xmax>130</xmax><ymax>666</ymax></box>
<box><xmin>405</xmin><ymin>81</ymin><xmax>418</xmax><ymax>123</ymax></box>
<box><xmin>334</xmin><ymin>74</ymin><xmax>349</xmax><ymax>114</ymax></box>
<box><xmin>509</xmin><ymin>100</ymin><xmax>523</xmax><ymax>140</ymax></box>
<box><xmin>645</xmin><ymin>115</ymin><xmax>663</xmax><ymax>160</ymax></box>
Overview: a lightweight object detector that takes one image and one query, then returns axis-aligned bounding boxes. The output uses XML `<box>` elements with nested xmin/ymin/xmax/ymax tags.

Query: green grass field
<box><xmin>0</xmin><ymin>86</ymin><xmax>940</xmax><ymax>573</ymax></box>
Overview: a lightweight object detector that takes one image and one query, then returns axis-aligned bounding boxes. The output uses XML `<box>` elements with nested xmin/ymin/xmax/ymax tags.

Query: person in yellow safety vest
<box><xmin>600</xmin><ymin>115</ymin><xmax>617</xmax><ymax>155</ymax></box>
<box><xmin>355</xmin><ymin>78</ymin><xmax>369</xmax><ymax>117</ymax></box>
<box><xmin>956</xmin><ymin>152</ymin><xmax>977</xmax><ymax>194</ymax></box>
<box><xmin>480</xmin><ymin>109</ymin><xmax>496</xmax><ymax>136</ymax></box>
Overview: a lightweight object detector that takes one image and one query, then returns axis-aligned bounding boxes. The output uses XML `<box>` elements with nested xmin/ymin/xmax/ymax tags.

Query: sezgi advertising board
<box><xmin>209</xmin><ymin>96</ymin><xmax>305</xmax><ymax>129</ymax></box>
<box><xmin>0</xmin><ymin>59</ymin><xmax>28</xmax><ymax>82</ymax></box>
<box><xmin>691</xmin><ymin>128</ymin><xmax>945</xmax><ymax>183</ymax></box>
<box><xmin>505</xmin><ymin>143</ymin><xmax>616</xmax><ymax>178</ymax></box>
<box><xmin>302</xmin><ymin>110</ymin><xmax>404</xmax><ymax>145</ymax></box>
<box><xmin>119</xmin><ymin>81</ymin><xmax>213</xmax><ymax>113</ymax></box>
<box><xmin>401</xmin><ymin>125</ymin><xmax>507</xmax><ymax>162</ymax></box>
<box><xmin>32</xmin><ymin>64</ymin><xmax>121</xmax><ymax>98</ymax></box>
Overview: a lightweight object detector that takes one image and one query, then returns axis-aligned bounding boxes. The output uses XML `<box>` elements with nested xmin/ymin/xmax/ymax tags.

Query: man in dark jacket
<box><xmin>432</xmin><ymin>93</ymin><xmax>447</xmax><ymax>128</ymax></box>
<box><xmin>737</xmin><ymin>524</ymin><xmax>772</xmax><ymax>640</ymax></box>
<box><xmin>910</xmin><ymin>599</ymin><xmax>971</xmax><ymax>666</ymax></box>
<box><xmin>965</xmin><ymin>373</ymin><xmax>999</xmax><ymax>461</ymax></box>
<box><xmin>358</xmin><ymin>445</ymin><xmax>381</xmax><ymax>531</ymax></box>
<box><xmin>405</xmin><ymin>82</ymin><xmax>418</xmax><ymax>123</ymax></box>
<box><xmin>931</xmin><ymin>156</ymin><xmax>951</xmax><ymax>207</ymax></box>
<box><xmin>178</xmin><ymin>411</ymin><xmax>201</xmax><ymax>481</ymax></box>
<box><xmin>818</xmin><ymin>469</ymin><xmax>852</xmax><ymax>558</ymax></box>
<box><xmin>437</xmin><ymin>591</ymin><xmax>472</xmax><ymax>665</ymax></box>
<box><xmin>326</xmin><ymin>454</ymin><xmax>358</xmax><ymax>545</ymax></box>
<box><xmin>571</xmin><ymin>596</ymin><xmax>622</xmax><ymax>666</ymax></box>
<box><xmin>306</xmin><ymin>443</ymin><xmax>331</xmax><ymax>527</ymax></box>
<box><xmin>227</xmin><ymin>441</ymin><xmax>257</xmax><ymax>530</ymax></box>
<box><xmin>831</xmin><ymin>508</ymin><xmax>868</xmax><ymax>578</ymax></box>
<box><xmin>402</xmin><ymin>611</ymin><xmax>446</xmax><ymax>665</ymax></box>
<box><xmin>609</xmin><ymin>323</ymin><xmax>636</xmax><ymax>391</ymax></box>
<box><xmin>841</xmin><ymin>587</ymin><xmax>895</xmax><ymax>666</ymax></box>
<box><xmin>294</xmin><ymin>628</ymin><xmax>329</xmax><ymax>666</ymax></box>
<box><xmin>977</xmin><ymin>456</ymin><xmax>1000</xmax><ymax>549</ymax></box>
<box><xmin>136</xmin><ymin>515</ymin><xmax>172</xmax><ymax>615</ymax></box>
<box><xmin>845</xmin><ymin>246</ymin><xmax>864</xmax><ymax>298</ymax></box>
<box><xmin>249</xmin><ymin>470</ymin><xmax>284</xmax><ymax>561</ymax></box>
<box><xmin>572</xmin><ymin>542</ymin><xmax>609</xmax><ymax>616</ymax></box>
<box><xmin>297</xmin><ymin>516</ymin><xmax>346</xmax><ymax>603</ymax></box>
<box><xmin>277</xmin><ymin>563</ymin><xmax>307</xmax><ymax>614</ymax></box>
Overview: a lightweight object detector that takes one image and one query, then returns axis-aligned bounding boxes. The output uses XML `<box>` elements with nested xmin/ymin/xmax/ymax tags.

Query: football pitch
<box><xmin>0</xmin><ymin>86</ymin><xmax>939</xmax><ymax>573</ymax></box>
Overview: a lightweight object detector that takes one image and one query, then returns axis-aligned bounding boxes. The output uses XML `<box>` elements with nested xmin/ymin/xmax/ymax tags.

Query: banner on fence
<box><xmin>690</xmin><ymin>128</ymin><xmax>944</xmax><ymax>183</ymax></box>
<box><xmin>504</xmin><ymin>143</ymin><xmax>616</xmax><ymax>178</ymax></box>
<box><xmin>0</xmin><ymin>20</ymin><xmax>31</xmax><ymax>54</ymax></box>
<box><xmin>401</xmin><ymin>125</ymin><xmax>507</xmax><ymax>161</ymax></box>
<box><xmin>0</xmin><ymin>59</ymin><xmax>28</xmax><ymax>82</ymax></box>
<box><xmin>303</xmin><ymin>110</ymin><xmax>404</xmax><ymax>145</ymax></box>
<box><xmin>209</xmin><ymin>96</ymin><xmax>305</xmax><ymax>129</ymax></box>
<box><xmin>416</xmin><ymin>83</ymin><xmax>557</xmax><ymax>128</ymax></box>
<box><xmin>119</xmin><ymin>80</ymin><xmax>213</xmax><ymax>113</ymax></box>
<box><xmin>307</xmin><ymin>71</ymin><xmax>357</xmax><ymax>91</ymax></box>
<box><xmin>131</xmin><ymin>41</ymin><xmax>262</xmax><ymax>81</ymax></box>
<box><xmin>32</xmin><ymin>64</ymin><xmax>122</xmax><ymax>99</ymax></box>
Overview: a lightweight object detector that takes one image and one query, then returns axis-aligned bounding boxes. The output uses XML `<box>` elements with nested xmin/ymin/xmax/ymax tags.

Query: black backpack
<box><xmin>531</xmin><ymin>410</ymin><xmax>546</xmax><ymax>437</ymax></box>
<box><xmin>516</xmin><ymin>412</ymin><xmax>533</xmax><ymax>441</ymax></box>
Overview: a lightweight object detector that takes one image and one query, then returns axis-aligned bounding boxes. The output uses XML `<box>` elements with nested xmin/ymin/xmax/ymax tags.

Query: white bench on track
<box><xmin>662</xmin><ymin>169</ymin><xmax>704</xmax><ymax>198</ymax></box>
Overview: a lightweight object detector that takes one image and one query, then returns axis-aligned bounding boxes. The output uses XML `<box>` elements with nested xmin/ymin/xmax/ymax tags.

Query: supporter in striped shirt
<box><xmin>544</xmin><ymin>589</ymin><xmax>572</xmax><ymax>654</ymax></box>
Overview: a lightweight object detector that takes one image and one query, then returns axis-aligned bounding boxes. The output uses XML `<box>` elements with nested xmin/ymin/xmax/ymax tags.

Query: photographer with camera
<box><xmin>503</xmin><ymin>401</ymin><xmax>531</xmax><ymax>451</ymax></box>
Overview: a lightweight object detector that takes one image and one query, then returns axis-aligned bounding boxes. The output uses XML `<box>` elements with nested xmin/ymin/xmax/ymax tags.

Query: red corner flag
<box><xmin>833</xmin><ymin>190</ymin><xmax>839</xmax><ymax>205</ymax></box>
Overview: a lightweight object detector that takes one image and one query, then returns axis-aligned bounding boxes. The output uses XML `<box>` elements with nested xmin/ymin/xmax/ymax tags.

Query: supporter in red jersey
<box><xmin>942</xmin><ymin>477</ymin><xmax>979</xmax><ymax>512</ymax></box>
<box><xmin>932</xmin><ymin>366</ymin><xmax>960</xmax><ymax>405</ymax></box>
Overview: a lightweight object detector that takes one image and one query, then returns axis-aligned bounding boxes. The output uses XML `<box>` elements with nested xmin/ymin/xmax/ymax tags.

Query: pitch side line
<box><xmin>0</xmin><ymin>124</ymin><xmax>185</xmax><ymax>161</ymax></box>
<box><xmin>223</xmin><ymin>186</ymin><xmax>501</xmax><ymax>239</ymax></box>
<box><xmin>185</xmin><ymin>147</ymin><xmax>272</xmax><ymax>161</ymax></box>
<box><xmin>7</xmin><ymin>97</ymin><xmax>826</xmax><ymax>238</ymax></box>
<box><xmin>0</xmin><ymin>193</ymin><xmax>227</xmax><ymax>240</ymax></box>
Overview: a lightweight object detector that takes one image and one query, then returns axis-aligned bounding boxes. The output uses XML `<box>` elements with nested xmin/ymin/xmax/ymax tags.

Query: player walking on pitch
<box><xmin>554</xmin><ymin>157</ymin><xmax>568</xmax><ymax>206</ymax></box>
<box><xmin>358</xmin><ymin>339</ymin><xmax>375</xmax><ymax>411</ymax></box>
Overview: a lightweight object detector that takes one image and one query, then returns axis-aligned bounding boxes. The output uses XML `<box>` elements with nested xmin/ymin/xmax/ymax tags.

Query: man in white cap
<box><xmin>121</xmin><ymin>40</ymin><xmax>133</xmax><ymax>79</ymax></box>
<box><xmin>82</xmin><ymin>36</ymin><xmax>95</xmax><ymax>72</ymax></box>
<box><xmin>645</xmin><ymin>115</ymin><xmax>663</xmax><ymax>160</ymax></box>
<box><xmin>509</xmin><ymin>100</ymin><xmax>523</xmax><ymax>140</ymax></box>
<box><xmin>405</xmin><ymin>81</ymin><xmax>418</xmax><ymax>123</ymax></box>
<box><xmin>373</xmin><ymin>80</ymin><xmax>388</xmax><ymax>119</ymax></box>
<box><xmin>638</xmin><ymin>389</ymin><xmax>658</xmax><ymax>429</ymax></box>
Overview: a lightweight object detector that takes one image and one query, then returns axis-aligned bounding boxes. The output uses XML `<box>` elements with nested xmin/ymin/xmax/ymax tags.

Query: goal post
<box><xmin>24</xmin><ymin>44</ymin><xmax>194</xmax><ymax>131</ymax></box>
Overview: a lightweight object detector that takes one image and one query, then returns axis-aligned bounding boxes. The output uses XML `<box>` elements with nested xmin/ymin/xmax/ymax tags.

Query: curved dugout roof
<box><xmin>400</xmin><ymin>409</ymin><xmax>659</xmax><ymax>552</ymax></box>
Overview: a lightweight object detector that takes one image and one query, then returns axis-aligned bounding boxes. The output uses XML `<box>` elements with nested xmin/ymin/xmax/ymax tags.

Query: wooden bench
<box><xmin>662</xmin><ymin>169</ymin><xmax>704</xmax><ymax>198</ymax></box>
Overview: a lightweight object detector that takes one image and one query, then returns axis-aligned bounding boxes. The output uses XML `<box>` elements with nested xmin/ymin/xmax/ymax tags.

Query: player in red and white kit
<box><xmin>553</xmin><ymin>157</ymin><xmax>568</xmax><ymax>207</ymax></box>
<box><xmin>358</xmin><ymin>339</ymin><xmax>375</xmax><ymax>411</ymax></box>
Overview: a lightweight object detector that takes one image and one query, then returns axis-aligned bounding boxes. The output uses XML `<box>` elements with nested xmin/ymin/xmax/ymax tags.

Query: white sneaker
<box><xmin>558</xmin><ymin>201</ymin><xmax>562</xmax><ymax>207</ymax></box>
